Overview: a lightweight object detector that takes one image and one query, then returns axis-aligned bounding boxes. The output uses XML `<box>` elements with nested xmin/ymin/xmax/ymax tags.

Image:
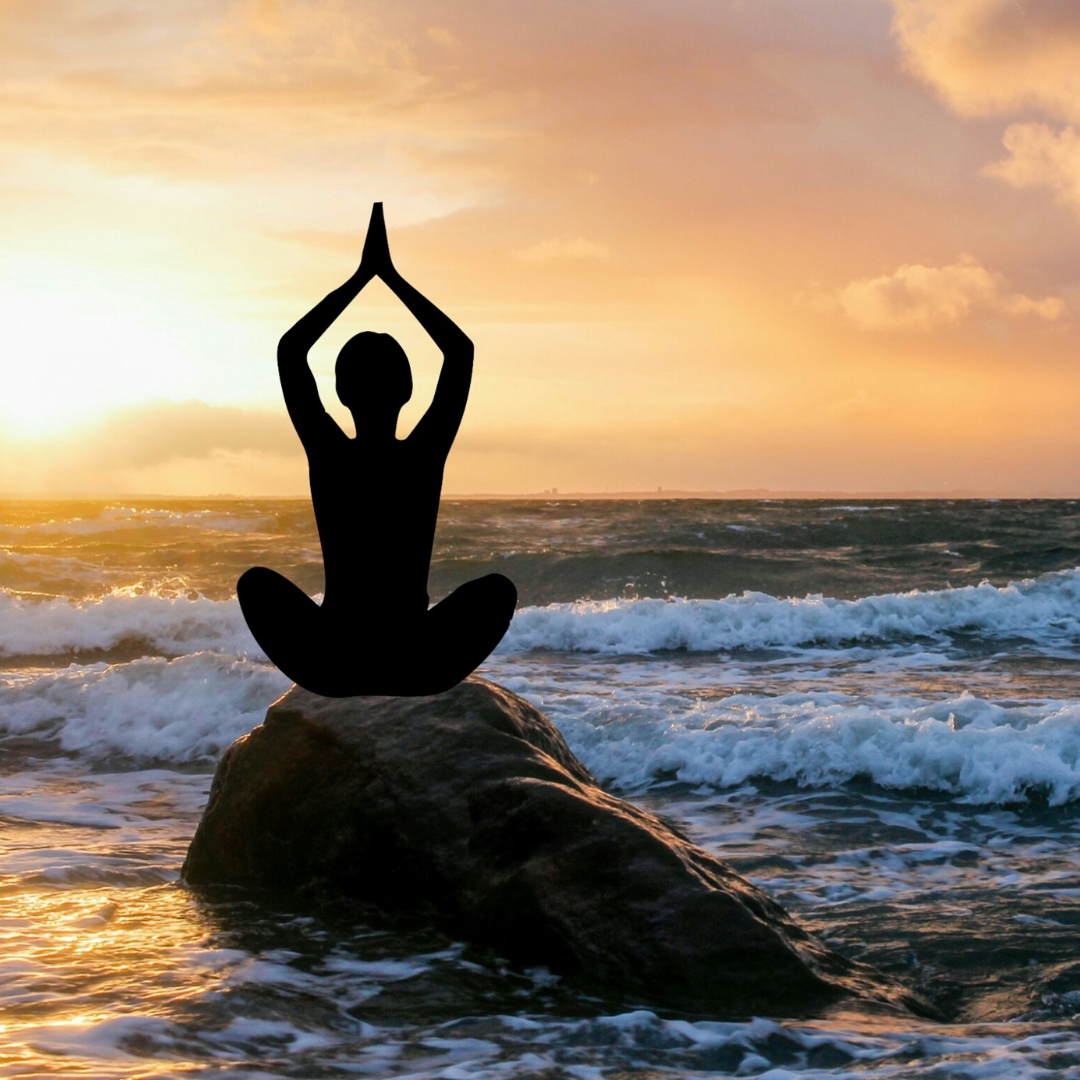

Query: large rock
<box><xmin>183</xmin><ymin>677</ymin><xmax>934</xmax><ymax>1019</ymax></box>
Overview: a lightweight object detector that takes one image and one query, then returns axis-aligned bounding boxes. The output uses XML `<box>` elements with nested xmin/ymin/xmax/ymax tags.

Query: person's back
<box><xmin>309</xmin><ymin>417</ymin><xmax>443</xmax><ymax>619</ymax></box>
<box><xmin>237</xmin><ymin>203</ymin><xmax>516</xmax><ymax>696</ymax></box>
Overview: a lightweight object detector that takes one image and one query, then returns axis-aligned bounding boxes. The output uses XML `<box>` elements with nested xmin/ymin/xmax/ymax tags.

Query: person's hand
<box><xmin>359</xmin><ymin>202</ymin><xmax>394</xmax><ymax>278</ymax></box>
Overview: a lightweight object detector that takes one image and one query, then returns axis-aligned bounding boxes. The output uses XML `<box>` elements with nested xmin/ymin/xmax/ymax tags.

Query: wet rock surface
<box><xmin>182</xmin><ymin>677</ymin><xmax>936</xmax><ymax>1019</ymax></box>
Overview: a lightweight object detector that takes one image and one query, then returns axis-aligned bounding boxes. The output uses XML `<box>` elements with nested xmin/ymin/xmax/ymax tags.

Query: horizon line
<box><xmin>3</xmin><ymin>488</ymin><xmax>1080</xmax><ymax>501</ymax></box>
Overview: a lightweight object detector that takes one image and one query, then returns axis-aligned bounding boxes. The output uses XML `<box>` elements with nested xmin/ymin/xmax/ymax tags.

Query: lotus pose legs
<box><xmin>238</xmin><ymin>203</ymin><xmax>516</xmax><ymax>697</ymax></box>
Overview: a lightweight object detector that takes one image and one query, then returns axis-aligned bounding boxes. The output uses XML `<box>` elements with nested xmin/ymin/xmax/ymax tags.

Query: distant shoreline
<box><xmin>2</xmin><ymin>489</ymin><xmax>1079</xmax><ymax>501</ymax></box>
<box><xmin>448</xmin><ymin>489</ymin><xmax>1080</xmax><ymax>500</ymax></box>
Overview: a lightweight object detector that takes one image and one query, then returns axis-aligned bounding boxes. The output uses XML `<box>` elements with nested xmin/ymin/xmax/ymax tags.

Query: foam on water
<box><xmin>5</xmin><ymin>569</ymin><xmax>1080</xmax><ymax>791</ymax></box>
<box><xmin>12</xmin><ymin>968</ymin><xmax>1080</xmax><ymax>1080</ymax></box>
<box><xmin>7</xmin><ymin>567</ymin><xmax>1080</xmax><ymax>663</ymax></box>
<box><xmin>546</xmin><ymin>689</ymin><xmax>1080</xmax><ymax>805</ymax></box>
<box><xmin>500</xmin><ymin>569</ymin><xmax>1080</xmax><ymax>655</ymax></box>
<box><xmin>0</xmin><ymin>589</ymin><xmax>259</xmax><ymax>659</ymax></box>
<box><xmin>2</xmin><ymin>646</ymin><xmax>1080</xmax><ymax>803</ymax></box>
<box><xmin>0</xmin><ymin>654</ymin><xmax>289</xmax><ymax>761</ymax></box>
<box><xmin>0</xmin><ymin>609</ymin><xmax>1078</xmax><ymax>802</ymax></box>
<box><xmin>9</xmin><ymin>500</ymin><xmax>1080</xmax><ymax>1078</ymax></box>
<box><xmin>2</xmin><ymin>763</ymin><xmax>1078</xmax><ymax>1078</ymax></box>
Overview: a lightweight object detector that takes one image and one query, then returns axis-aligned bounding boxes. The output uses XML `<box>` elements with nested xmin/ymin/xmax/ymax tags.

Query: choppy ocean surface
<box><xmin>4</xmin><ymin>497</ymin><xmax>1080</xmax><ymax>1077</ymax></box>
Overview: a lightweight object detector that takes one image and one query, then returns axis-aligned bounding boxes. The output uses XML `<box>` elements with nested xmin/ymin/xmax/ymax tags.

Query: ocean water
<box><xmin>4</xmin><ymin>497</ymin><xmax>1080</xmax><ymax>1077</ymax></box>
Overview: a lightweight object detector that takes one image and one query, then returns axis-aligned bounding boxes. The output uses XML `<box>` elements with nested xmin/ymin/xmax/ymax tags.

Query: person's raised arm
<box><xmin>367</xmin><ymin>211</ymin><xmax>474</xmax><ymax>451</ymax></box>
<box><xmin>277</xmin><ymin>206</ymin><xmax>387</xmax><ymax>445</ymax></box>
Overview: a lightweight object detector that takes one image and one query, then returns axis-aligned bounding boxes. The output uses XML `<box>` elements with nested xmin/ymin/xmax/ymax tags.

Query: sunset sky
<box><xmin>3</xmin><ymin>0</ymin><xmax>1080</xmax><ymax>495</ymax></box>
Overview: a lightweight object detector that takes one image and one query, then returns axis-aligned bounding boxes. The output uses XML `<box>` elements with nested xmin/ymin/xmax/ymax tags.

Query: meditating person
<box><xmin>237</xmin><ymin>203</ymin><xmax>517</xmax><ymax>697</ymax></box>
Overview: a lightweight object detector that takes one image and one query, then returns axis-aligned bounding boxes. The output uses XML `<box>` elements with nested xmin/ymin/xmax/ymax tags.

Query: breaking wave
<box><xmin>6</xmin><ymin>568</ymin><xmax>1080</xmax><ymax>662</ymax></box>
<box><xmin>500</xmin><ymin>569</ymin><xmax>1080</xmax><ymax>654</ymax></box>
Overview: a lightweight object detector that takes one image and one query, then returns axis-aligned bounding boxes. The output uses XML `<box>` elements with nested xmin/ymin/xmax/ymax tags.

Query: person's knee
<box><xmin>239</xmin><ymin>567</ymin><xmax>268</xmax><ymax>586</ymax></box>
<box><xmin>478</xmin><ymin>572</ymin><xmax>517</xmax><ymax>617</ymax></box>
<box><xmin>237</xmin><ymin>567</ymin><xmax>313</xmax><ymax>625</ymax></box>
<box><xmin>237</xmin><ymin>566</ymin><xmax>272</xmax><ymax>606</ymax></box>
<box><xmin>428</xmin><ymin>573</ymin><xmax>516</xmax><ymax>636</ymax></box>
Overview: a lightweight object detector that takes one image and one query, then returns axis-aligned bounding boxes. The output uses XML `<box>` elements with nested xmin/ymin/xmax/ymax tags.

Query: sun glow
<box><xmin>0</xmin><ymin>276</ymin><xmax>192</xmax><ymax>438</ymax></box>
<box><xmin>0</xmin><ymin>252</ymin><xmax>276</xmax><ymax>443</ymax></box>
<box><xmin>0</xmin><ymin>0</ymin><xmax>1077</xmax><ymax>494</ymax></box>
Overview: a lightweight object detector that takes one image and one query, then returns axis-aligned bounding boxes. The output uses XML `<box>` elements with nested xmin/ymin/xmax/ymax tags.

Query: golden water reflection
<box><xmin>0</xmin><ymin>882</ymin><xmax>230</xmax><ymax>1073</ymax></box>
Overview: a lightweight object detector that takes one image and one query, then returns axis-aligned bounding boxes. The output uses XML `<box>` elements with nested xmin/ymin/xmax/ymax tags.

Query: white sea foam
<box><xmin>13</xmin><ymin>1001</ymin><xmax>1080</xmax><ymax>1080</ymax></box>
<box><xmin>6</xmin><ymin>568</ymin><xmax>1080</xmax><ymax>662</ymax></box>
<box><xmin>2</xmin><ymin>765</ymin><xmax>1077</xmax><ymax>1079</ymax></box>
<box><xmin>0</xmin><ymin>589</ymin><xmax>258</xmax><ymax>658</ymax></box>
<box><xmin>0</xmin><ymin>654</ymin><xmax>289</xmax><ymax>761</ymax></box>
<box><xmin>499</xmin><ymin>568</ymin><xmax>1080</xmax><ymax>654</ymax></box>
<box><xmin>543</xmin><ymin>686</ymin><xmax>1080</xmax><ymax>805</ymax></box>
<box><xmin>2</xmin><ymin>644</ymin><xmax>1080</xmax><ymax>803</ymax></box>
<box><xmin>4</xmin><ymin>570</ymin><xmax>1080</xmax><ymax>797</ymax></box>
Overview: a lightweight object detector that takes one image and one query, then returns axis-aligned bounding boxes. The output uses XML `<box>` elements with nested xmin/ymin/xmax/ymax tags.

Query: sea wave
<box><xmin>550</xmin><ymin>689</ymin><xmax>1080</xmax><ymax>806</ymax></box>
<box><xmin>0</xmin><ymin>505</ymin><xmax>274</xmax><ymax>539</ymax></box>
<box><xmin>4</xmin><ymin>569</ymin><xmax>1080</xmax><ymax>799</ymax></box>
<box><xmin>0</xmin><ymin>589</ymin><xmax>258</xmax><ymax>659</ymax></box>
<box><xmin>4</xmin><ymin>649</ymin><xmax>1080</xmax><ymax>802</ymax></box>
<box><xmin>0</xmin><ymin>653</ymin><xmax>289</xmax><ymax>761</ymax></box>
<box><xmin>5</xmin><ymin>568</ymin><xmax>1080</xmax><ymax>662</ymax></box>
<box><xmin>500</xmin><ymin>568</ymin><xmax>1080</xmax><ymax>654</ymax></box>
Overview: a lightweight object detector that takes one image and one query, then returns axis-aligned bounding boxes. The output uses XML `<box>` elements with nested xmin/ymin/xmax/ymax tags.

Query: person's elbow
<box><xmin>277</xmin><ymin>333</ymin><xmax>305</xmax><ymax>367</ymax></box>
<box><xmin>447</xmin><ymin>335</ymin><xmax>474</xmax><ymax>365</ymax></box>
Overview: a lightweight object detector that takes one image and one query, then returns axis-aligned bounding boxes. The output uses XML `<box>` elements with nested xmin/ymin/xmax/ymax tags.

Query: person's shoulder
<box><xmin>303</xmin><ymin>410</ymin><xmax>350</xmax><ymax>452</ymax></box>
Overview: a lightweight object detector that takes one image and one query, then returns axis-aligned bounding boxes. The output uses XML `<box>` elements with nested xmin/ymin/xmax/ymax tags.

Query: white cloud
<box><xmin>893</xmin><ymin>1</ymin><xmax>1080</xmax><ymax>217</ymax></box>
<box><xmin>984</xmin><ymin>122</ymin><xmax>1080</xmax><ymax>210</ymax></box>
<box><xmin>836</xmin><ymin>255</ymin><xmax>1065</xmax><ymax>331</ymax></box>
<box><xmin>892</xmin><ymin>0</ymin><xmax>1080</xmax><ymax>122</ymax></box>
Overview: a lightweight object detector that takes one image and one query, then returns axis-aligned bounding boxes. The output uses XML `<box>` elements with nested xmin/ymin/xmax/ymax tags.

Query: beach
<box><xmin>3</xmin><ymin>496</ymin><xmax>1080</xmax><ymax>1077</ymax></box>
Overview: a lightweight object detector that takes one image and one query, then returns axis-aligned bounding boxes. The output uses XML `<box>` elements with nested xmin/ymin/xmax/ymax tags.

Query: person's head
<box><xmin>335</xmin><ymin>332</ymin><xmax>412</xmax><ymax>414</ymax></box>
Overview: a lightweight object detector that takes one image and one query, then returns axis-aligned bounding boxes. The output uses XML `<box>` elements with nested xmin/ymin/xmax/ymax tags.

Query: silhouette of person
<box><xmin>238</xmin><ymin>203</ymin><xmax>517</xmax><ymax>697</ymax></box>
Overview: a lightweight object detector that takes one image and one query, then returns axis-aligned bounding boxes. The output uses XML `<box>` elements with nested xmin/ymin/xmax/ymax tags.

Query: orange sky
<box><xmin>2</xmin><ymin>0</ymin><xmax>1080</xmax><ymax>495</ymax></box>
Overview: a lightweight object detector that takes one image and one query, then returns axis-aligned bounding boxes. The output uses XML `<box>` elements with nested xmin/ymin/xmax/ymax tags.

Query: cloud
<box><xmin>835</xmin><ymin>255</ymin><xmax>1066</xmax><ymax>331</ymax></box>
<box><xmin>984</xmin><ymin>121</ymin><xmax>1080</xmax><ymax>210</ymax></box>
<box><xmin>514</xmin><ymin>237</ymin><xmax>610</xmax><ymax>264</ymax></box>
<box><xmin>892</xmin><ymin>0</ymin><xmax>1080</xmax><ymax>122</ymax></box>
<box><xmin>0</xmin><ymin>400</ymin><xmax>303</xmax><ymax>494</ymax></box>
<box><xmin>0</xmin><ymin>0</ymin><xmax>803</xmax><ymax>187</ymax></box>
<box><xmin>93</xmin><ymin>400</ymin><xmax>298</xmax><ymax>469</ymax></box>
<box><xmin>891</xmin><ymin>1</ymin><xmax>1080</xmax><ymax>218</ymax></box>
<box><xmin>5</xmin><ymin>0</ymin><xmax>1080</xmax><ymax>498</ymax></box>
